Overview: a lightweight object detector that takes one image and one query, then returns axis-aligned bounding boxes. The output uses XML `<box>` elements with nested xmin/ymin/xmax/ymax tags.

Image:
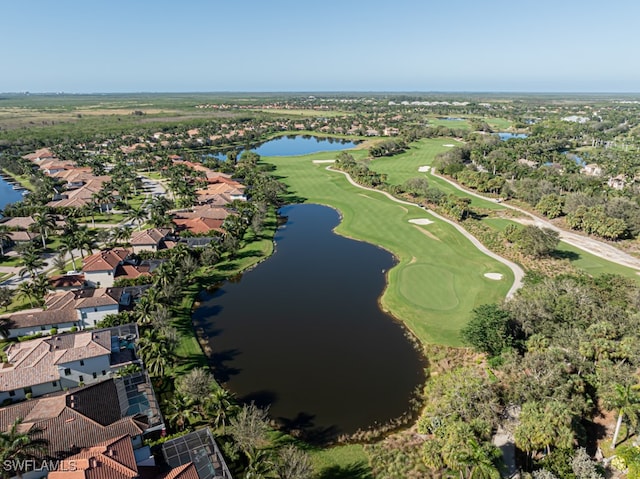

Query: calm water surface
<box><xmin>0</xmin><ymin>176</ymin><xmax>24</xmax><ymax>212</ymax></box>
<box><xmin>205</xmin><ymin>135</ymin><xmax>358</xmax><ymax>161</ymax></box>
<box><xmin>193</xmin><ymin>204</ymin><xmax>425</xmax><ymax>441</ymax></box>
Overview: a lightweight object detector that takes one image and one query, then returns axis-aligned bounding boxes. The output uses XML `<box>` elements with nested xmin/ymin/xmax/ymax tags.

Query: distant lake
<box><xmin>563</xmin><ymin>151</ymin><xmax>586</xmax><ymax>166</ymax></box>
<box><xmin>0</xmin><ymin>175</ymin><xmax>24</xmax><ymax>213</ymax></box>
<box><xmin>204</xmin><ymin>135</ymin><xmax>358</xmax><ymax>161</ymax></box>
<box><xmin>193</xmin><ymin>204</ymin><xmax>425</xmax><ymax>442</ymax></box>
<box><xmin>498</xmin><ymin>132</ymin><xmax>528</xmax><ymax>140</ymax></box>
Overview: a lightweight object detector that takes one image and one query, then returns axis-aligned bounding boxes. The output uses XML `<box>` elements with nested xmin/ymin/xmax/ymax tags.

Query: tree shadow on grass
<box><xmin>316</xmin><ymin>463</ymin><xmax>373</xmax><ymax>479</ymax></box>
<box><xmin>550</xmin><ymin>249</ymin><xmax>581</xmax><ymax>261</ymax></box>
<box><xmin>274</xmin><ymin>411</ymin><xmax>341</xmax><ymax>446</ymax></box>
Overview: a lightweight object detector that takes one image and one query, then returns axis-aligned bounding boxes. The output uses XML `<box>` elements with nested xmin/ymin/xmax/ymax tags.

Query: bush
<box><xmin>50</xmin><ymin>328</ymin><xmax>58</xmax><ymax>336</ymax></box>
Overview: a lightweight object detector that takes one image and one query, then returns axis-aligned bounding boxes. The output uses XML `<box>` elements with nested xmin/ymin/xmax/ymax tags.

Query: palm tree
<box><xmin>610</xmin><ymin>383</ymin><xmax>640</xmax><ymax>449</ymax></box>
<box><xmin>73</xmin><ymin>227</ymin><xmax>97</xmax><ymax>260</ymax></box>
<box><xmin>111</xmin><ymin>225</ymin><xmax>132</xmax><ymax>246</ymax></box>
<box><xmin>0</xmin><ymin>227</ymin><xmax>11</xmax><ymax>257</ymax></box>
<box><xmin>0</xmin><ymin>418</ymin><xmax>48</xmax><ymax>479</ymax></box>
<box><xmin>51</xmin><ymin>254</ymin><xmax>67</xmax><ymax>273</ymax></box>
<box><xmin>30</xmin><ymin>210</ymin><xmax>56</xmax><ymax>249</ymax></box>
<box><xmin>31</xmin><ymin>274</ymin><xmax>51</xmax><ymax>302</ymax></box>
<box><xmin>18</xmin><ymin>249</ymin><xmax>45</xmax><ymax>279</ymax></box>
<box><xmin>137</xmin><ymin>329</ymin><xmax>175</xmax><ymax>377</ymax></box>
<box><xmin>59</xmin><ymin>235</ymin><xmax>78</xmax><ymax>270</ymax></box>
<box><xmin>204</xmin><ymin>387</ymin><xmax>239</xmax><ymax>434</ymax></box>
<box><xmin>16</xmin><ymin>281</ymin><xmax>40</xmax><ymax>308</ymax></box>
<box><xmin>125</xmin><ymin>206</ymin><xmax>148</xmax><ymax>231</ymax></box>
<box><xmin>165</xmin><ymin>394</ymin><xmax>203</xmax><ymax>432</ymax></box>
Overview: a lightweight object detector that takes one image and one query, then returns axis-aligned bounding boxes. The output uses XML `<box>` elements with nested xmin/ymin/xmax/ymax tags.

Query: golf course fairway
<box><xmin>264</xmin><ymin>148</ymin><xmax>514</xmax><ymax>346</ymax></box>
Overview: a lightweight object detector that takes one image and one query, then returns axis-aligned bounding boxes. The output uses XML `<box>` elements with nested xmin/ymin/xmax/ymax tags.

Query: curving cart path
<box><xmin>327</xmin><ymin>166</ymin><xmax>525</xmax><ymax>298</ymax></box>
<box><xmin>430</xmin><ymin>169</ymin><xmax>640</xmax><ymax>271</ymax></box>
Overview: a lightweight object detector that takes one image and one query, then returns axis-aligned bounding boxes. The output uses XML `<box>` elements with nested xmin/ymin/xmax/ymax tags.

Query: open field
<box><xmin>249</xmin><ymin>108</ymin><xmax>349</xmax><ymax>117</ymax></box>
<box><xmin>265</xmin><ymin>150</ymin><xmax>513</xmax><ymax>346</ymax></box>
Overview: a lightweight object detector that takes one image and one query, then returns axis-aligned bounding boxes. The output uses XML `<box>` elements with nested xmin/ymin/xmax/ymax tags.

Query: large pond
<box><xmin>205</xmin><ymin>135</ymin><xmax>358</xmax><ymax>161</ymax></box>
<box><xmin>193</xmin><ymin>204</ymin><xmax>426</xmax><ymax>442</ymax></box>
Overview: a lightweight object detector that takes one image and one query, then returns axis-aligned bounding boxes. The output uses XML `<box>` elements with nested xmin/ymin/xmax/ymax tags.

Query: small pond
<box><xmin>193</xmin><ymin>204</ymin><xmax>426</xmax><ymax>442</ymax></box>
<box><xmin>498</xmin><ymin>132</ymin><xmax>528</xmax><ymax>140</ymax></box>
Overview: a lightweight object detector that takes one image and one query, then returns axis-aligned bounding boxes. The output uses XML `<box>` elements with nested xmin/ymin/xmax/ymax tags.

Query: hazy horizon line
<box><xmin>2</xmin><ymin>90</ymin><xmax>640</xmax><ymax>97</ymax></box>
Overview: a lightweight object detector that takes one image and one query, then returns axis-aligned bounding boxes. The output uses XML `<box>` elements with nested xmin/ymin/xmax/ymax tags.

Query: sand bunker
<box><xmin>312</xmin><ymin>159</ymin><xmax>336</xmax><ymax>164</ymax></box>
<box><xmin>418</xmin><ymin>166</ymin><xmax>431</xmax><ymax>172</ymax></box>
<box><xmin>443</xmin><ymin>144</ymin><xmax>455</xmax><ymax>147</ymax></box>
<box><xmin>409</xmin><ymin>218</ymin><xmax>434</xmax><ymax>225</ymax></box>
<box><xmin>484</xmin><ymin>273</ymin><xmax>504</xmax><ymax>280</ymax></box>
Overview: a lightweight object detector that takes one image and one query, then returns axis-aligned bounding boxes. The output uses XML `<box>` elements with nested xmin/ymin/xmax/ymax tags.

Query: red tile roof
<box><xmin>172</xmin><ymin>217</ymin><xmax>223</xmax><ymax>235</ymax></box>
<box><xmin>83</xmin><ymin>249</ymin><xmax>130</xmax><ymax>272</ymax></box>
<box><xmin>162</xmin><ymin>463</ymin><xmax>199</xmax><ymax>479</ymax></box>
<box><xmin>129</xmin><ymin>228</ymin><xmax>171</xmax><ymax>246</ymax></box>
<box><xmin>0</xmin><ymin>382</ymin><xmax>146</xmax><ymax>460</ymax></box>
<box><xmin>49</xmin><ymin>435</ymin><xmax>139</xmax><ymax>479</ymax></box>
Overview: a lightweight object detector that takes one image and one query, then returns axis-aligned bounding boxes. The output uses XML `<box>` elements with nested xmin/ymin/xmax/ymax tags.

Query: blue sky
<box><xmin>2</xmin><ymin>0</ymin><xmax>638</xmax><ymax>93</ymax></box>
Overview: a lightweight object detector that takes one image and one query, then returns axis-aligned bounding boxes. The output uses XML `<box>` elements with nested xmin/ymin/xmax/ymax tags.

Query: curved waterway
<box><xmin>193</xmin><ymin>203</ymin><xmax>426</xmax><ymax>442</ymax></box>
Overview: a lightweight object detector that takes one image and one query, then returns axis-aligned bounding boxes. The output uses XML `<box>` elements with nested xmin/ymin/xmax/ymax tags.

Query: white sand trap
<box><xmin>409</xmin><ymin>218</ymin><xmax>434</xmax><ymax>225</ymax></box>
<box><xmin>443</xmin><ymin>144</ymin><xmax>455</xmax><ymax>147</ymax></box>
<box><xmin>418</xmin><ymin>166</ymin><xmax>431</xmax><ymax>172</ymax></box>
<box><xmin>312</xmin><ymin>159</ymin><xmax>336</xmax><ymax>164</ymax></box>
<box><xmin>484</xmin><ymin>273</ymin><xmax>504</xmax><ymax>280</ymax></box>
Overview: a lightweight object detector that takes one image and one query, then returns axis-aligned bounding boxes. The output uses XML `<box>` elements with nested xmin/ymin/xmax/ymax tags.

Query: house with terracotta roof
<box><xmin>172</xmin><ymin>217</ymin><xmax>224</xmax><ymax>236</ymax></box>
<box><xmin>0</xmin><ymin>288</ymin><xmax>121</xmax><ymax>339</ymax></box>
<box><xmin>0</xmin><ymin>215</ymin><xmax>36</xmax><ymax>229</ymax></box>
<box><xmin>0</xmin><ymin>376</ymin><xmax>161</xmax><ymax>472</ymax></box>
<box><xmin>82</xmin><ymin>249</ymin><xmax>131</xmax><ymax>287</ymax></box>
<box><xmin>49</xmin><ymin>433</ymin><xmax>203</xmax><ymax>479</ymax></box>
<box><xmin>22</xmin><ymin>148</ymin><xmax>56</xmax><ymax>162</ymax></box>
<box><xmin>0</xmin><ymin>325</ymin><xmax>139</xmax><ymax>403</ymax></box>
<box><xmin>49</xmin><ymin>435</ymin><xmax>143</xmax><ymax>479</ymax></box>
<box><xmin>48</xmin><ymin>273</ymin><xmax>86</xmax><ymax>292</ymax></box>
<box><xmin>129</xmin><ymin>228</ymin><xmax>172</xmax><ymax>254</ymax></box>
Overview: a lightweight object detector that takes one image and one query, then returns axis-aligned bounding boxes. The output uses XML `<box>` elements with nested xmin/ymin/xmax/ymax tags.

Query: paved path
<box><xmin>430</xmin><ymin>169</ymin><xmax>640</xmax><ymax>271</ymax></box>
<box><xmin>327</xmin><ymin>167</ymin><xmax>525</xmax><ymax>298</ymax></box>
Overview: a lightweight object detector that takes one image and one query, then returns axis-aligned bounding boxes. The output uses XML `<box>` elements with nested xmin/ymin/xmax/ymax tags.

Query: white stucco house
<box><xmin>82</xmin><ymin>248</ymin><xmax>131</xmax><ymax>287</ymax></box>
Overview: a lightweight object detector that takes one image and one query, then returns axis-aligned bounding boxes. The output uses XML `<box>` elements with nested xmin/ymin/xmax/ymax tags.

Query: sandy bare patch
<box><xmin>418</xmin><ymin>166</ymin><xmax>431</xmax><ymax>172</ymax></box>
<box><xmin>409</xmin><ymin>218</ymin><xmax>434</xmax><ymax>225</ymax></box>
<box><xmin>443</xmin><ymin>144</ymin><xmax>455</xmax><ymax>147</ymax></box>
<box><xmin>484</xmin><ymin>273</ymin><xmax>504</xmax><ymax>280</ymax></box>
<box><xmin>312</xmin><ymin>159</ymin><xmax>336</xmax><ymax>164</ymax></box>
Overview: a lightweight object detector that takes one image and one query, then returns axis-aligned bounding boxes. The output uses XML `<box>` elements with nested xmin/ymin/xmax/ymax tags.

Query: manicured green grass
<box><xmin>0</xmin><ymin>256</ymin><xmax>21</xmax><ymax>267</ymax></box>
<box><xmin>371</xmin><ymin>140</ymin><xmax>640</xmax><ymax>282</ymax></box>
<box><xmin>556</xmin><ymin>242</ymin><xmax>640</xmax><ymax>281</ymax></box>
<box><xmin>485</xmin><ymin>118</ymin><xmax>513</xmax><ymax>130</ymax></box>
<box><xmin>309</xmin><ymin>444</ymin><xmax>373</xmax><ymax>479</ymax></box>
<box><xmin>427</xmin><ymin>117</ymin><xmax>471</xmax><ymax>129</ymax></box>
<box><xmin>368</xmin><ymin>138</ymin><xmax>505</xmax><ymax>211</ymax></box>
<box><xmin>265</xmin><ymin>151</ymin><xmax>513</xmax><ymax>346</ymax></box>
